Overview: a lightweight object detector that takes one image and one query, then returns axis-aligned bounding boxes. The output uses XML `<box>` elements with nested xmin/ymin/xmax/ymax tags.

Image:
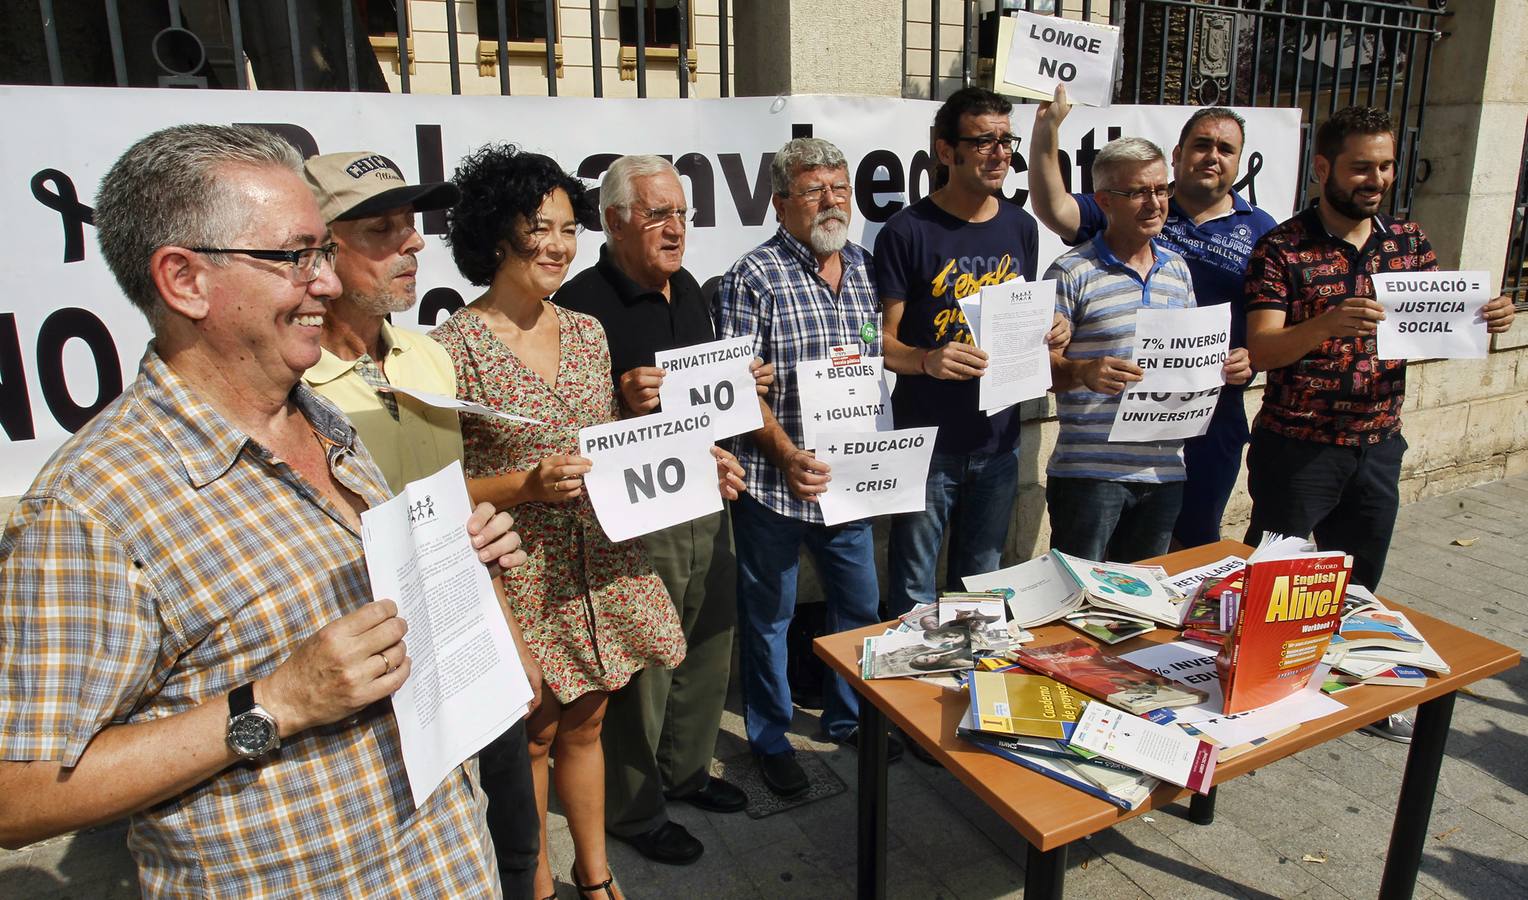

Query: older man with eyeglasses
<box><xmin>556</xmin><ymin>155</ymin><xmax>762</xmax><ymax>865</ymax></box>
<box><xmin>1046</xmin><ymin>136</ymin><xmax>1253</xmax><ymax>563</ymax></box>
<box><xmin>876</xmin><ymin>86</ymin><xmax>1070</xmax><ymax>636</ymax></box>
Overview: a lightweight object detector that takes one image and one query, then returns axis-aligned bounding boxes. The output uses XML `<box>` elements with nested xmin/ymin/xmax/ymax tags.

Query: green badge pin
<box><xmin>859</xmin><ymin>321</ymin><xmax>877</xmax><ymax>344</ymax></box>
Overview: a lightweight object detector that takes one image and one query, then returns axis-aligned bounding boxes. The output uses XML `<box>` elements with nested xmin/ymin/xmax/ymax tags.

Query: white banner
<box><xmin>1372</xmin><ymin>271</ymin><xmax>1491</xmax><ymax>360</ymax></box>
<box><xmin>654</xmin><ymin>335</ymin><xmax>762</xmax><ymax>439</ymax></box>
<box><xmin>0</xmin><ymin>86</ymin><xmax>1300</xmax><ymax>496</ymax></box>
<box><xmin>815</xmin><ymin>427</ymin><xmax>938</xmax><ymax>527</ymax></box>
<box><xmin>577</xmin><ymin>410</ymin><xmax>721</xmax><ymax>543</ymax></box>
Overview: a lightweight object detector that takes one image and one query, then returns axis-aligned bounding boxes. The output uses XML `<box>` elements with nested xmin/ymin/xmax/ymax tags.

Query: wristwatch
<box><xmin>226</xmin><ymin>683</ymin><xmax>280</xmax><ymax>758</ymax></box>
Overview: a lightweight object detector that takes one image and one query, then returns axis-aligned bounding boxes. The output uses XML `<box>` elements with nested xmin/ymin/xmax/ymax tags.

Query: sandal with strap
<box><xmin>570</xmin><ymin>865</ymin><xmax>618</xmax><ymax>899</ymax></box>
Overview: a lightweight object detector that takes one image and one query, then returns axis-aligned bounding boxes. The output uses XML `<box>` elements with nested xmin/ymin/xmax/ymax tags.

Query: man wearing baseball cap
<box><xmin>301</xmin><ymin>150</ymin><xmax>543</xmax><ymax>899</ymax></box>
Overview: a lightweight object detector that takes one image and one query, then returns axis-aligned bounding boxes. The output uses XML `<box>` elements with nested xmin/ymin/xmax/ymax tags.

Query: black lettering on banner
<box><xmin>908</xmin><ymin>149</ymin><xmax>937</xmax><ymax>204</ymax></box>
<box><xmin>719</xmin><ymin>152</ymin><xmax>775</xmax><ymax>226</ymax></box>
<box><xmin>1075</xmin><ymin>127</ymin><xmax>1122</xmax><ymax>194</ymax></box>
<box><xmin>674</xmin><ymin>153</ymin><xmax>717</xmax><ymax>228</ymax></box>
<box><xmin>237</xmin><ymin>123</ymin><xmax>319</xmax><ymax>160</ymax></box>
<box><xmin>36</xmin><ymin>307</ymin><xmax>122</xmax><ymax>433</ymax></box>
<box><xmin>417</xmin><ymin>287</ymin><xmax>465</xmax><ymax>327</ymax></box>
<box><xmin>1232</xmin><ymin>151</ymin><xmax>1263</xmax><ymax>207</ymax></box>
<box><xmin>0</xmin><ymin>313</ymin><xmax>34</xmax><ymax>440</ymax></box>
<box><xmin>577</xmin><ymin>153</ymin><xmax>623</xmax><ymax>232</ymax></box>
<box><xmin>415</xmin><ymin>124</ymin><xmax>448</xmax><ymax>236</ymax></box>
<box><xmin>792</xmin><ymin>123</ymin><xmax>814</xmax><ymax>139</ymax></box>
<box><xmin>1005</xmin><ymin>146</ymin><xmax>1030</xmax><ymax>208</ymax></box>
<box><xmin>855</xmin><ymin>149</ymin><xmax>905</xmax><ymax>223</ymax></box>
<box><xmin>30</xmin><ymin>169</ymin><xmax>95</xmax><ymax>264</ymax></box>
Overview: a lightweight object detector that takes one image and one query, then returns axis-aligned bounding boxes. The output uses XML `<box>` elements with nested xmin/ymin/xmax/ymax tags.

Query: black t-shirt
<box><xmin>873</xmin><ymin>196</ymin><xmax>1038</xmax><ymax>455</ymax></box>
<box><xmin>555</xmin><ymin>245</ymin><xmax>716</xmax><ymax>393</ymax></box>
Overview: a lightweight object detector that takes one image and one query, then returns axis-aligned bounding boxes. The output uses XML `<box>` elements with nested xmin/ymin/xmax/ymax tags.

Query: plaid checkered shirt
<box><xmin>0</xmin><ymin>349</ymin><xmax>499</xmax><ymax>899</ymax></box>
<box><xmin>713</xmin><ymin>226</ymin><xmax>882</xmax><ymax>523</ymax></box>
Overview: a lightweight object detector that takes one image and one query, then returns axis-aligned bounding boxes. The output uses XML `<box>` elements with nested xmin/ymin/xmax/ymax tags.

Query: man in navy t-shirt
<box><xmin>876</xmin><ymin>86</ymin><xmax>1070</xmax><ymax>615</ymax></box>
<box><xmin>1028</xmin><ymin>85</ymin><xmax>1278</xmax><ymax>548</ymax></box>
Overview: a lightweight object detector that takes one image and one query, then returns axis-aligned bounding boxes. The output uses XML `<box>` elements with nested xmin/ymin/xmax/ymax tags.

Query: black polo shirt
<box><xmin>555</xmin><ymin>245</ymin><xmax>716</xmax><ymax>390</ymax></box>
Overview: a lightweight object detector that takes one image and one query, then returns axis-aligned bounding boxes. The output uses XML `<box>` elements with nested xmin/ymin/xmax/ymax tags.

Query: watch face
<box><xmin>229</xmin><ymin>712</ymin><xmax>276</xmax><ymax>756</ymax></box>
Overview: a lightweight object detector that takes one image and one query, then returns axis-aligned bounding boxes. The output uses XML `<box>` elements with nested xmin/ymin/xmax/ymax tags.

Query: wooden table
<box><xmin>814</xmin><ymin>541</ymin><xmax>1521</xmax><ymax>900</ymax></box>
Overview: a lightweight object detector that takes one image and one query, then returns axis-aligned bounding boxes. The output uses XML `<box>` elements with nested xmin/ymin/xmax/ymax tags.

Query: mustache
<box><xmin>814</xmin><ymin>208</ymin><xmax>849</xmax><ymax>227</ymax></box>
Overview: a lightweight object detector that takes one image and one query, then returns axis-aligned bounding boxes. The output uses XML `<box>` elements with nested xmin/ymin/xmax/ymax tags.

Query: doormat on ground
<box><xmin>715</xmin><ymin>744</ymin><xmax>847</xmax><ymax>819</ymax></box>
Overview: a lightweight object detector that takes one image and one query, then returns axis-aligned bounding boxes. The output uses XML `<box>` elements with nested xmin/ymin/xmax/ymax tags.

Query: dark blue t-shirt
<box><xmin>874</xmin><ymin>197</ymin><xmax>1039</xmax><ymax>455</ymax></box>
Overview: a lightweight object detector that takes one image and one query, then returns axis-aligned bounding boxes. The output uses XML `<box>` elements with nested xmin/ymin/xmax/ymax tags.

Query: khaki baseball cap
<box><xmin>303</xmin><ymin>151</ymin><xmax>460</xmax><ymax>224</ymax></box>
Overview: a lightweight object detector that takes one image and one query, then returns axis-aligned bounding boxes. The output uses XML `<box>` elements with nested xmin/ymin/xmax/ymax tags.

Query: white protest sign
<box><xmin>1109</xmin><ymin>387</ymin><xmax>1220</xmax><ymax>442</ymax></box>
<box><xmin>795</xmin><ymin>355</ymin><xmax>893</xmax><ymax>450</ymax></box>
<box><xmin>380</xmin><ymin>384</ymin><xmax>547</xmax><ymax>425</ymax></box>
<box><xmin>360</xmin><ymin>461</ymin><xmax>531</xmax><ymax>808</ymax></box>
<box><xmin>1133</xmin><ymin>304</ymin><xmax>1230</xmax><ymax>393</ymax></box>
<box><xmin>578</xmin><ymin>411</ymin><xmax>722</xmax><ymax>542</ymax></box>
<box><xmin>654</xmin><ymin>335</ymin><xmax>763</xmax><ymax>439</ymax></box>
<box><xmin>815</xmin><ymin>427</ymin><xmax>937</xmax><ymax>527</ymax></box>
<box><xmin>998</xmin><ymin>10</ymin><xmax>1122</xmax><ymax>108</ymax></box>
<box><xmin>1372</xmin><ymin>271</ymin><xmax>1492</xmax><ymax>360</ymax></box>
<box><xmin>972</xmin><ymin>279</ymin><xmax>1056</xmax><ymax>413</ymax></box>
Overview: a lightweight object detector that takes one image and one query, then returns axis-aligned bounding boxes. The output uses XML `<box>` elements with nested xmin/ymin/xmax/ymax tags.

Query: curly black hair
<box><xmin>445</xmin><ymin>143</ymin><xmax>598</xmax><ymax>286</ymax></box>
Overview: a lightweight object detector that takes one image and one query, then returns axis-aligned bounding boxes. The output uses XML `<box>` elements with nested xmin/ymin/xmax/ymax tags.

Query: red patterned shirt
<box><xmin>1244</xmin><ymin>206</ymin><xmax>1437</xmax><ymax>446</ymax></box>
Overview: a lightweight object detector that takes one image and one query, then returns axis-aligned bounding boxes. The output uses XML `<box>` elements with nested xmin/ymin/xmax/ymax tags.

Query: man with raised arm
<box><xmin>1030</xmin><ymin>85</ymin><xmax>1277</xmax><ymax>548</ymax></box>
<box><xmin>0</xmin><ymin>126</ymin><xmax>524</xmax><ymax>897</ymax></box>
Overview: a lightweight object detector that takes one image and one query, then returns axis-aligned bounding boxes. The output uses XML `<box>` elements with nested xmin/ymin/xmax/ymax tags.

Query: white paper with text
<box><xmin>815</xmin><ymin>427</ymin><xmax>937</xmax><ymax>526</ymax></box>
<box><xmin>1372</xmin><ymin>271</ymin><xmax>1491</xmax><ymax>360</ymax></box>
<box><xmin>795</xmin><ymin>356</ymin><xmax>893</xmax><ymax>449</ymax></box>
<box><xmin>360</xmin><ymin>461</ymin><xmax>532</xmax><ymax>809</ymax></box>
<box><xmin>971</xmin><ymin>279</ymin><xmax>1055</xmax><ymax>412</ymax></box>
<box><xmin>654</xmin><ymin>335</ymin><xmax>763</xmax><ymax>439</ymax></box>
<box><xmin>579</xmin><ymin>411</ymin><xmax>722</xmax><ymax>542</ymax></box>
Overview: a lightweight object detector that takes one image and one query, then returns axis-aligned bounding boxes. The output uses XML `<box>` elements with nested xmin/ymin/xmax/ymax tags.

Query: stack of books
<box><xmin>1322</xmin><ymin>588</ymin><xmax>1446</xmax><ymax>689</ymax></box>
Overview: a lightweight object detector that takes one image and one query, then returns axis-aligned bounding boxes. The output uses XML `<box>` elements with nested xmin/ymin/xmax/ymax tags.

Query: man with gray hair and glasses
<box><xmin>1046</xmin><ymin>136</ymin><xmax>1252</xmax><ymax>563</ymax></box>
<box><xmin>0</xmin><ymin>124</ymin><xmax>525</xmax><ymax>897</ymax></box>
<box><xmin>558</xmin><ymin>154</ymin><xmax>764</xmax><ymax>865</ymax></box>
<box><xmin>713</xmin><ymin>137</ymin><xmax>901</xmax><ymax>800</ymax></box>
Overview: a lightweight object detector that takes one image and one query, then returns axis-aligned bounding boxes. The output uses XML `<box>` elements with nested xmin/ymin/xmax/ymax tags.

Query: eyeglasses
<box><xmin>630</xmin><ymin>206</ymin><xmax>696</xmax><ymax>230</ymax></box>
<box><xmin>1102</xmin><ymin>184</ymin><xmax>1175</xmax><ymax>203</ymax></box>
<box><xmin>785</xmin><ymin>182</ymin><xmax>852</xmax><ymax>203</ymax></box>
<box><xmin>190</xmin><ymin>243</ymin><xmax>339</xmax><ymax>283</ymax></box>
<box><xmin>954</xmin><ymin>134</ymin><xmax>1021</xmax><ymax>156</ymax></box>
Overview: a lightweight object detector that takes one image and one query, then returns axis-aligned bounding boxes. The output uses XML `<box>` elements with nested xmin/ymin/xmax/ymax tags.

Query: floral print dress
<box><xmin>432</xmin><ymin>303</ymin><xmax>685</xmax><ymax>703</ymax></box>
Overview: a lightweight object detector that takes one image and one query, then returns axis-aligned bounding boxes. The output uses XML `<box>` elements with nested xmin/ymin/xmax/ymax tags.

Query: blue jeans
<box><xmin>1046</xmin><ymin>477</ymin><xmax>1185</xmax><ymax>563</ymax></box>
<box><xmin>887</xmin><ymin>449</ymin><xmax>1019</xmax><ymax>616</ymax></box>
<box><xmin>732</xmin><ymin>492</ymin><xmax>880</xmax><ymax>755</ymax></box>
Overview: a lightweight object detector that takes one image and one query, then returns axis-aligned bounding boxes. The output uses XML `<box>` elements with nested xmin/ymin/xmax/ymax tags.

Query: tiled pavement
<box><xmin>4</xmin><ymin>476</ymin><xmax>1526</xmax><ymax>899</ymax></box>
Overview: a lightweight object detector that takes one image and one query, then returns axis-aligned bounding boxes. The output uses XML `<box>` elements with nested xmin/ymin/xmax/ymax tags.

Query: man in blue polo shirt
<box><xmin>1030</xmin><ymin>86</ymin><xmax>1277</xmax><ymax>548</ymax></box>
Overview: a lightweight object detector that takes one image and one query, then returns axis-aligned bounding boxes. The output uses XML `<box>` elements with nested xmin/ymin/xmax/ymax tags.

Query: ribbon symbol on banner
<box><xmin>1231</xmin><ymin>151</ymin><xmax>1264</xmax><ymax>207</ymax></box>
<box><xmin>31</xmin><ymin>169</ymin><xmax>95</xmax><ymax>264</ymax></box>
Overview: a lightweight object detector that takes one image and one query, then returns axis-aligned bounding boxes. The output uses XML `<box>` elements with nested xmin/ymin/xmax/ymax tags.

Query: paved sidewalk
<box><xmin>4</xmin><ymin>476</ymin><xmax>1526</xmax><ymax>899</ymax></box>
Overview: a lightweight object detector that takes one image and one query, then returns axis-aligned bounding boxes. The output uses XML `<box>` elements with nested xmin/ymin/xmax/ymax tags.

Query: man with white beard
<box><xmin>713</xmin><ymin>138</ymin><xmax>898</xmax><ymax>798</ymax></box>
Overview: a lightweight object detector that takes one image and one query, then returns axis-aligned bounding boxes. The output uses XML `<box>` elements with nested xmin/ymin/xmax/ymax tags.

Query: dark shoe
<box><xmin>1359</xmin><ymin>712</ymin><xmax>1414</xmax><ymax>744</ymax></box>
<box><xmin>838</xmin><ymin>726</ymin><xmax>904</xmax><ymax>763</ymax></box>
<box><xmin>610</xmin><ymin>821</ymin><xmax>703</xmax><ymax>866</ymax></box>
<box><xmin>904</xmin><ymin>734</ymin><xmax>942</xmax><ymax>767</ymax></box>
<box><xmin>756</xmin><ymin>751</ymin><xmax>810</xmax><ymax>798</ymax></box>
<box><xmin>667</xmin><ymin>775</ymin><xmax>748</xmax><ymax>813</ymax></box>
<box><xmin>571</xmin><ymin>863</ymin><xmax>620</xmax><ymax>898</ymax></box>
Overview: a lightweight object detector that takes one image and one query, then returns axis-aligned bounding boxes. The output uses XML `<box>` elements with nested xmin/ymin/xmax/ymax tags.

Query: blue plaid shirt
<box><xmin>713</xmin><ymin>226</ymin><xmax>882</xmax><ymax>523</ymax></box>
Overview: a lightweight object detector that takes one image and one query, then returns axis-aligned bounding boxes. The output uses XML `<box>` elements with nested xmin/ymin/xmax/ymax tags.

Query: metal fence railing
<box><xmin>8</xmin><ymin>1</ymin><xmax>727</xmax><ymax>98</ymax></box>
<box><xmin>1504</xmin><ymin>119</ymin><xmax>1528</xmax><ymax>311</ymax></box>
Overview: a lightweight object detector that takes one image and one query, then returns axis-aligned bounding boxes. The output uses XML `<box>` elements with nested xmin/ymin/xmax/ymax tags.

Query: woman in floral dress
<box><xmin>432</xmin><ymin>145</ymin><xmax>682</xmax><ymax>900</ymax></box>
